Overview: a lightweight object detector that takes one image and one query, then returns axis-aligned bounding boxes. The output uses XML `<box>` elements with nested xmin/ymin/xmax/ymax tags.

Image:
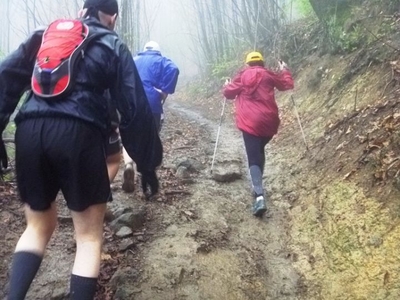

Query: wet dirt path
<box><xmin>118</xmin><ymin>101</ymin><xmax>303</xmax><ymax>299</ymax></box>
<box><xmin>0</xmin><ymin>99</ymin><xmax>303</xmax><ymax>300</ymax></box>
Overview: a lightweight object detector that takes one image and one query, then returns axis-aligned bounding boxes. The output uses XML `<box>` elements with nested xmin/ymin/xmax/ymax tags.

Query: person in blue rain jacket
<box><xmin>122</xmin><ymin>41</ymin><xmax>179</xmax><ymax>193</ymax></box>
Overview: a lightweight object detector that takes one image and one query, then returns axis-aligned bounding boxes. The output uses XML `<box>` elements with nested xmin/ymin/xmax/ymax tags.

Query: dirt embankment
<box><xmin>265</xmin><ymin>32</ymin><xmax>400</xmax><ymax>300</ymax></box>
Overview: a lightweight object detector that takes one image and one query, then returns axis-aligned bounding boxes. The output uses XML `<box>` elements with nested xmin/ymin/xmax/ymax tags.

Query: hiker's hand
<box><xmin>278</xmin><ymin>60</ymin><xmax>288</xmax><ymax>71</ymax></box>
<box><xmin>141</xmin><ymin>170</ymin><xmax>159</xmax><ymax>198</ymax></box>
<box><xmin>224</xmin><ymin>78</ymin><xmax>231</xmax><ymax>86</ymax></box>
<box><xmin>160</xmin><ymin>92</ymin><xmax>168</xmax><ymax>101</ymax></box>
<box><xmin>160</xmin><ymin>92</ymin><xmax>168</xmax><ymax>105</ymax></box>
<box><xmin>0</xmin><ymin>138</ymin><xmax>8</xmax><ymax>175</ymax></box>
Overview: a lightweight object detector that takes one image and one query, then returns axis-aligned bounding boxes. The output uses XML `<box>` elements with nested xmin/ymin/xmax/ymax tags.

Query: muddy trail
<box><xmin>0</xmin><ymin>98</ymin><xmax>302</xmax><ymax>299</ymax></box>
<box><xmin>117</xmin><ymin>101</ymin><xmax>302</xmax><ymax>300</ymax></box>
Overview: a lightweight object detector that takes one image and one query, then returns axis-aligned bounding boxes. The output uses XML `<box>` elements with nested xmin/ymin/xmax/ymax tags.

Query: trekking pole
<box><xmin>291</xmin><ymin>95</ymin><xmax>309</xmax><ymax>151</ymax></box>
<box><xmin>211</xmin><ymin>97</ymin><xmax>227</xmax><ymax>173</ymax></box>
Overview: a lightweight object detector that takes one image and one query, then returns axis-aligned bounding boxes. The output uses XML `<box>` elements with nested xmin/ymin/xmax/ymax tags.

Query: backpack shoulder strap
<box><xmin>80</xmin><ymin>19</ymin><xmax>123</xmax><ymax>56</ymax></box>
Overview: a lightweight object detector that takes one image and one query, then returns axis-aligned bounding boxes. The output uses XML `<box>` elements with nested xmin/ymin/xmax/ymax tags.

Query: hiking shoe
<box><xmin>122</xmin><ymin>163</ymin><xmax>135</xmax><ymax>193</ymax></box>
<box><xmin>252</xmin><ymin>195</ymin><xmax>267</xmax><ymax>217</ymax></box>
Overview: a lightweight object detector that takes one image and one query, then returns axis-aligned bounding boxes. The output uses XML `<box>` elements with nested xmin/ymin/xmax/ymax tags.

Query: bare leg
<box><xmin>70</xmin><ymin>203</ymin><xmax>106</xmax><ymax>278</ymax></box>
<box><xmin>106</xmin><ymin>151</ymin><xmax>121</xmax><ymax>183</ymax></box>
<box><xmin>122</xmin><ymin>147</ymin><xmax>133</xmax><ymax>165</ymax></box>
<box><xmin>15</xmin><ymin>202</ymin><xmax>58</xmax><ymax>254</ymax></box>
<box><xmin>122</xmin><ymin>147</ymin><xmax>135</xmax><ymax>193</ymax></box>
<box><xmin>8</xmin><ymin>203</ymin><xmax>58</xmax><ymax>299</ymax></box>
<box><xmin>69</xmin><ymin>203</ymin><xmax>105</xmax><ymax>299</ymax></box>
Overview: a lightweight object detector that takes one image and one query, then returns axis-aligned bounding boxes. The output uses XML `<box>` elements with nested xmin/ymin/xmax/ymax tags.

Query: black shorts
<box><xmin>15</xmin><ymin>118</ymin><xmax>112</xmax><ymax>212</ymax></box>
<box><xmin>106</xmin><ymin>128</ymin><xmax>121</xmax><ymax>156</ymax></box>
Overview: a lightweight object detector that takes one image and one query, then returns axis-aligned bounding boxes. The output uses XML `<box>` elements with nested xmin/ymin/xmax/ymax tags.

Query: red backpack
<box><xmin>31</xmin><ymin>19</ymin><xmax>102</xmax><ymax>98</ymax></box>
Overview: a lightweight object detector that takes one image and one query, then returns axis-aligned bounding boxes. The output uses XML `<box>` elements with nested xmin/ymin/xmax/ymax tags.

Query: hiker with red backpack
<box><xmin>0</xmin><ymin>0</ymin><xmax>161</xmax><ymax>299</ymax></box>
<box><xmin>223</xmin><ymin>52</ymin><xmax>294</xmax><ymax>217</ymax></box>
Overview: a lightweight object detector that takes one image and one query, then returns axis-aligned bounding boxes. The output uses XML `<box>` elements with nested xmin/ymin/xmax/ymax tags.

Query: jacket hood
<box><xmin>241</xmin><ymin>67</ymin><xmax>264</xmax><ymax>94</ymax></box>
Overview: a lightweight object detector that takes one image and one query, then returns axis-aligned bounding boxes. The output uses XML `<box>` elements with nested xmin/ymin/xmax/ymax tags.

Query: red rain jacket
<box><xmin>223</xmin><ymin>66</ymin><xmax>294</xmax><ymax>137</ymax></box>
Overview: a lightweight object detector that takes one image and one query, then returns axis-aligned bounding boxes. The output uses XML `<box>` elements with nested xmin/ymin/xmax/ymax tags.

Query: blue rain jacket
<box><xmin>134</xmin><ymin>50</ymin><xmax>179</xmax><ymax>114</ymax></box>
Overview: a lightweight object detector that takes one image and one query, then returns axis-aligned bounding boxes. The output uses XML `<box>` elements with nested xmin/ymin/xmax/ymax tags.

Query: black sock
<box><xmin>70</xmin><ymin>274</ymin><xmax>98</xmax><ymax>300</ymax></box>
<box><xmin>8</xmin><ymin>251</ymin><xmax>43</xmax><ymax>300</ymax></box>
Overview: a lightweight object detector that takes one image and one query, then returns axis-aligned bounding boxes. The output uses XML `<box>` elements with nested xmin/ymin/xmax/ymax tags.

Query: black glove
<box><xmin>141</xmin><ymin>170</ymin><xmax>159</xmax><ymax>198</ymax></box>
<box><xmin>0</xmin><ymin>138</ymin><xmax>8</xmax><ymax>175</ymax></box>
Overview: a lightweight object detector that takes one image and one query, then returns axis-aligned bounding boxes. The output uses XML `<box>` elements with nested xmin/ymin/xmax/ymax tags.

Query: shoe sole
<box><xmin>253</xmin><ymin>206</ymin><xmax>267</xmax><ymax>217</ymax></box>
<box><xmin>122</xmin><ymin>168</ymin><xmax>135</xmax><ymax>193</ymax></box>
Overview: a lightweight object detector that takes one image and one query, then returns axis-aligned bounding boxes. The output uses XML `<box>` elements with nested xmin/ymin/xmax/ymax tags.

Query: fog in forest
<box><xmin>138</xmin><ymin>1</ymin><xmax>199</xmax><ymax>79</ymax></box>
<box><xmin>0</xmin><ymin>0</ymin><xmax>199</xmax><ymax>79</ymax></box>
<box><xmin>0</xmin><ymin>0</ymin><xmax>310</xmax><ymax>82</ymax></box>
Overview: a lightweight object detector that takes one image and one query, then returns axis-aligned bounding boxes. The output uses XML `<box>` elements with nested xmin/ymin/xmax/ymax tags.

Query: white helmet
<box><xmin>143</xmin><ymin>41</ymin><xmax>160</xmax><ymax>52</ymax></box>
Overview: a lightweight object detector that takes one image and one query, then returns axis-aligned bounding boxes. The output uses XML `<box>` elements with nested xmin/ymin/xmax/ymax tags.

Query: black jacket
<box><xmin>0</xmin><ymin>18</ymin><xmax>162</xmax><ymax>173</ymax></box>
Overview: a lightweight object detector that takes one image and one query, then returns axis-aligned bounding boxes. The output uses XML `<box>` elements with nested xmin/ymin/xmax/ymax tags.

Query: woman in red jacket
<box><xmin>223</xmin><ymin>51</ymin><xmax>294</xmax><ymax>217</ymax></box>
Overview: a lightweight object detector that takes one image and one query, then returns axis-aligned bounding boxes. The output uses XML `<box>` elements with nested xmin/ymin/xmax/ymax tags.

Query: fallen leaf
<box><xmin>336</xmin><ymin>141</ymin><xmax>348</xmax><ymax>151</ymax></box>
<box><xmin>183</xmin><ymin>210</ymin><xmax>194</xmax><ymax>217</ymax></box>
<box><xmin>357</xmin><ymin>135</ymin><xmax>367</xmax><ymax>143</ymax></box>
<box><xmin>384</xmin><ymin>271</ymin><xmax>390</xmax><ymax>286</ymax></box>
<box><xmin>343</xmin><ymin>170</ymin><xmax>355</xmax><ymax>180</ymax></box>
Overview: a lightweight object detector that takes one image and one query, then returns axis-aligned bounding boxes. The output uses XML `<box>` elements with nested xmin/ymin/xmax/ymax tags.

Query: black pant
<box><xmin>153</xmin><ymin>113</ymin><xmax>161</xmax><ymax>133</ymax></box>
<box><xmin>242</xmin><ymin>131</ymin><xmax>271</xmax><ymax>171</ymax></box>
